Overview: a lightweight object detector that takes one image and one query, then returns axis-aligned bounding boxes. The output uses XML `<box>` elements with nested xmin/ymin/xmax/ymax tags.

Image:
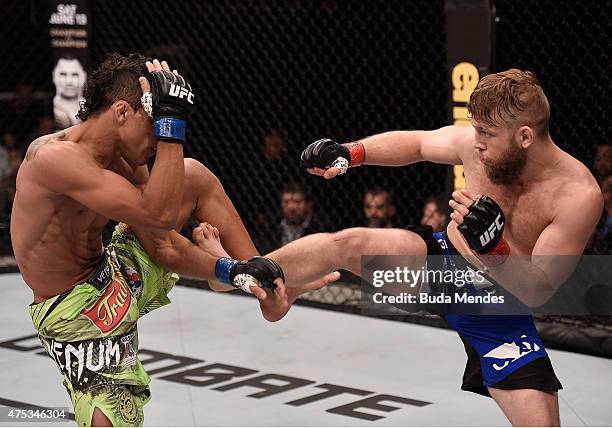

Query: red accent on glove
<box><xmin>479</xmin><ymin>236</ymin><xmax>510</xmax><ymax>267</ymax></box>
<box><xmin>342</xmin><ymin>141</ymin><xmax>365</xmax><ymax>167</ymax></box>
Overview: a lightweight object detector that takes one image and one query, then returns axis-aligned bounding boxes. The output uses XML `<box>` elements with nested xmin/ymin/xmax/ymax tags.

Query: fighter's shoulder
<box><xmin>554</xmin><ymin>153</ymin><xmax>603</xmax><ymax>212</ymax></box>
<box><xmin>424</xmin><ymin>125</ymin><xmax>473</xmax><ymax>147</ymax></box>
<box><xmin>454</xmin><ymin>125</ymin><xmax>475</xmax><ymax>143</ymax></box>
<box><xmin>184</xmin><ymin>157</ymin><xmax>220</xmax><ymax>185</ymax></box>
<box><xmin>23</xmin><ymin>133</ymin><xmax>95</xmax><ymax>182</ymax></box>
<box><xmin>439</xmin><ymin>125</ymin><xmax>474</xmax><ymax>156</ymax></box>
<box><xmin>24</xmin><ymin>131</ymin><xmax>80</xmax><ymax>163</ymax></box>
<box><xmin>434</xmin><ymin>124</ymin><xmax>474</xmax><ymax>139</ymax></box>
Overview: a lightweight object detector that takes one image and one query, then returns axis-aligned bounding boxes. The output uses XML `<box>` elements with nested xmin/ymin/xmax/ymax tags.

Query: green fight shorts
<box><xmin>28</xmin><ymin>223</ymin><xmax>179</xmax><ymax>426</ymax></box>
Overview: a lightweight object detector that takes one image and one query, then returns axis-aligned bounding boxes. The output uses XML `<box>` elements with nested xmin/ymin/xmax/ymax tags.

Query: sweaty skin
<box><xmin>12</xmin><ymin>125</ymin><xmax>188</xmax><ymax>302</ymax></box>
<box><xmin>11</xmin><ymin>127</ymin><xmax>331</xmax><ymax>319</ymax></box>
<box><xmin>11</xmin><ymin>59</ymin><xmax>192</xmax><ymax>303</ymax></box>
<box><xmin>299</xmin><ymin>125</ymin><xmax>603</xmax><ymax>305</ymax></box>
<box><xmin>265</xmin><ymin>123</ymin><xmax>603</xmax><ymax>427</ymax></box>
<box><xmin>444</xmin><ymin>127</ymin><xmax>601</xmax><ymax>257</ymax></box>
<box><xmin>13</xmin><ymin>104</ymin><xmax>333</xmax><ymax>322</ymax></box>
<box><xmin>13</xmin><ymin>117</ymin><xmax>335</xmax><ymax>322</ymax></box>
<box><xmin>383</xmin><ymin>126</ymin><xmax>602</xmax><ymax>305</ymax></box>
<box><xmin>12</xmin><ymin>58</ymin><xmax>337</xmax><ymax>428</ymax></box>
<box><xmin>12</xmin><ymin>58</ymin><xmax>257</xmax><ymax>306</ymax></box>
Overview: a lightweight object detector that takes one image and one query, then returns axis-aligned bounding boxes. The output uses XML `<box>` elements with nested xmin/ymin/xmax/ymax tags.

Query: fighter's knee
<box><xmin>377</xmin><ymin>229</ymin><xmax>427</xmax><ymax>256</ymax></box>
<box><xmin>91</xmin><ymin>407</ymin><xmax>113</xmax><ymax>427</ymax></box>
<box><xmin>185</xmin><ymin>158</ymin><xmax>218</xmax><ymax>182</ymax></box>
<box><xmin>183</xmin><ymin>157</ymin><xmax>201</xmax><ymax>173</ymax></box>
<box><xmin>527</xmin><ymin>413</ymin><xmax>559</xmax><ymax>427</ymax></box>
<box><xmin>408</xmin><ymin>232</ymin><xmax>428</xmax><ymax>256</ymax></box>
<box><xmin>538</xmin><ymin>403</ymin><xmax>560</xmax><ymax>428</ymax></box>
<box><xmin>331</xmin><ymin>228</ymin><xmax>368</xmax><ymax>253</ymax></box>
<box><xmin>184</xmin><ymin>158</ymin><xmax>223</xmax><ymax>192</ymax></box>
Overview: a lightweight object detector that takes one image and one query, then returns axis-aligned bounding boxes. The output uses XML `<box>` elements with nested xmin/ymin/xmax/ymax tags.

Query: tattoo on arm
<box><xmin>25</xmin><ymin>131</ymin><xmax>66</xmax><ymax>161</ymax></box>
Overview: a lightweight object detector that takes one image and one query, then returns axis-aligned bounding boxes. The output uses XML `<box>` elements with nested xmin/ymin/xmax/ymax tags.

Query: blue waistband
<box><xmin>433</xmin><ymin>231</ymin><xmax>458</xmax><ymax>272</ymax></box>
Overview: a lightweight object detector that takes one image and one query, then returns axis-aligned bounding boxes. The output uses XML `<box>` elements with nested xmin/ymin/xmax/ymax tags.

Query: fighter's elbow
<box><xmin>208</xmin><ymin>280</ymin><xmax>234</xmax><ymax>292</ymax></box>
<box><xmin>520</xmin><ymin>284</ymin><xmax>556</xmax><ymax>308</ymax></box>
<box><xmin>151</xmin><ymin>246</ymin><xmax>181</xmax><ymax>271</ymax></box>
<box><xmin>138</xmin><ymin>195</ymin><xmax>180</xmax><ymax>231</ymax></box>
<box><xmin>159</xmin><ymin>218</ymin><xmax>179</xmax><ymax>231</ymax></box>
<box><xmin>152</xmin><ymin>211</ymin><xmax>179</xmax><ymax>231</ymax></box>
<box><xmin>522</xmin><ymin>295</ymin><xmax>548</xmax><ymax>309</ymax></box>
<box><xmin>263</xmin><ymin>312</ymin><xmax>284</xmax><ymax>323</ymax></box>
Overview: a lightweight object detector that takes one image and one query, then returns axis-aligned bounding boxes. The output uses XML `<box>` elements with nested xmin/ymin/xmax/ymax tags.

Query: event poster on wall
<box><xmin>49</xmin><ymin>0</ymin><xmax>89</xmax><ymax>130</ymax></box>
<box><xmin>445</xmin><ymin>0</ymin><xmax>494</xmax><ymax>191</ymax></box>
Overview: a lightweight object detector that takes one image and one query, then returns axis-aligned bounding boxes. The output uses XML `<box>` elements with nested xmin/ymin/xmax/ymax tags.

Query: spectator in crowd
<box><xmin>253</xmin><ymin>181</ymin><xmax>328</xmax><ymax>253</ymax></box>
<box><xmin>420</xmin><ymin>193</ymin><xmax>449</xmax><ymax>232</ymax></box>
<box><xmin>262</xmin><ymin>129</ymin><xmax>288</xmax><ymax>161</ymax></box>
<box><xmin>52</xmin><ymin>55</ymin><xmax>87</xmax><ymax>129</ymax></box>
<box><xmin>363</xmin><ymin>186</ymin><xmax>396</xmax><ymax>228</ymax></box>
<box><xmin>2</xmin><ymin>82</ymin><xmax>42</xmax><ymax>147</ymax></box>
<box><xmin>27</xmin><ymin>115</ymin><xmax>56</xmax><ymax>144</ymax></box>
<box><xmin>0</xmin><ymin>131</ymin><xmax>16</xmax><ymax>180</ymax></box>
<box><xmin>1</xmin><ymin>130</ymin><xmax>18</xmax><ymax>149</ymax></box>
<box><xmin>594</xmin><ymin>142</ymin><xmax>611</xmax><ymax>180</ymax></box>
<box><xmin>246</xmin><ymin>129</ymin><xmax>296</xmax><ymax>239</ymax></box>
<box><xmin>586</xmin><ymin>174</ymin><xmax>612</xmax><ymax>254</ymax></box>
<box><xmin>279</xmin><ymin>181</ymin><xmax>327</xmax><ymax>245</ymax></box>
<box><xmin>0</xmin><ymin>147</ymin><xmax>23</xmax><ymax>223</ymax></box>
<box><xmin>258</xmin><ymin>128</ymin><xmax>295</xmax><ymax>187</ymax></box>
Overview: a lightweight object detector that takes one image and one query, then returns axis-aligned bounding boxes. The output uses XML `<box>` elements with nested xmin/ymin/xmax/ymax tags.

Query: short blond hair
<box><xmin>467</xmin><ymin>69</ymin><xmax>550</xmax><ymax>137</ymax></box>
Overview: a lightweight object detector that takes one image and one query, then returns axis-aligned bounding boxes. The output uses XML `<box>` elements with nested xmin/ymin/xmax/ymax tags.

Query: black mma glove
<box><xmin>143</xmin><ymin>70</ymin><xmax>195</xmax><ymax>143</ymax></box>
<box><xmin>458</xmin><ymin>196</ymin><xmax>509</xmax><ymax>258</ymax></box>
<box><xmin>300</xmin><ymin>138</ymin><xmax>365</xmax><ymax>173</ymax></box>
<box><xmin>215</xmin><ymin>256</ymin><xmax>285</xmax><ymax>292</ymax></box>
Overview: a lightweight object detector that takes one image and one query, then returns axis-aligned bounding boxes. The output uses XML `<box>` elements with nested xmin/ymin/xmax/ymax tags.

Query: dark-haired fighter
<box><xmin>12</xmin><ymin>54</ymin><xmax>331</xmax><ymax>427</ymax></box>
<box><xmin>231</xmin><ymin>69</ymin><xmax>602</xmax><ymax>426</ymax></box>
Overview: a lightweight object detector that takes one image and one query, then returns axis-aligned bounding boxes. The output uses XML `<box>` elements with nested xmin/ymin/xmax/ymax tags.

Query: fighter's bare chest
<box><xmin>60</xmin><ymin>160</ymin><xmax>142</xmax><ymax>232</ymax></box>
<box><xmin>464</xmin><ymin>174</ymin><xmax>555</xmax><ymax>253</ymax></box>
<box><xmin>59</xmin><ymin>198</ymin><xmax>108</xmax><ymax>232</ymax></box>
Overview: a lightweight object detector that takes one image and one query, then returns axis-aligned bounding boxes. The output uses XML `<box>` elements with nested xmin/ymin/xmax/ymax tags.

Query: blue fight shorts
<box><xmin>409</xmin><ymin>225</ymin><xmax>562</xmax><ymax>397</ymax></box>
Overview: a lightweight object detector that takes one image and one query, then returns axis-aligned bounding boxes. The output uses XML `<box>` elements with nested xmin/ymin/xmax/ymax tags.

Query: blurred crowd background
<box><xmin>1</xmin><ymin>0</ymin><xmax>609</xmax><ymax>258</ymax></box>
<box><xmin>0</xmin><ymin>0</ymin><xmax>610</xmax><ymax>356</ymax></box>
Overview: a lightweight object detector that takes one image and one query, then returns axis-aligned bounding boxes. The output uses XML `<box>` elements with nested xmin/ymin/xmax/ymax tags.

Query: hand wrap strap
<box><xmin>215</xmin><ymin>256</ymin><xmax>284</xmax><ymax>293</ymax></box>
<box><xmin>458</xmin><ymin>195</ymin><xmax>510</xmax><ymax>266</ymax></box>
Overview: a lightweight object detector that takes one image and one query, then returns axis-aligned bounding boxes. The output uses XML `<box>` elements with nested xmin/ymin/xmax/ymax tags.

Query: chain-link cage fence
<box><xmin>0</xmin><ymin>2</ymin><xmax>54</xmax><ymax>114</ymax></box>
<box><xmin>1</xmin><ymin>1</ymin><xmax>610</xmax><ymax>353</ymax></box>
<box><xmin>88</xmin><ymin>0</ymin><xmax>449</xmax><ymax>248</ymax></box>
<box><xmin>493</xmin><ymin>0</ymin><xmax>612</xmax><ymax>356</ymax></box>
<box><xmin>0</xmin><ymin>1</ymin><xmax>54</xmax><ymax>256</ymax></box>
<box><xmin>85</xmin><ymin>0</ymin><xmax>450</xmax><ymax>312</ymax></box>
<box><xmin>496</xmin><ymin>0</ymin><xmax>610</xmax><ymax>174</ymax></box>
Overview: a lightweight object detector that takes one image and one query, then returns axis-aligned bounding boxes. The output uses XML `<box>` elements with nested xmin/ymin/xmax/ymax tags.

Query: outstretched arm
<box><xmin>303</xmin><ymin>126</ymin><xmax>472</xmax><ymax>179</ymax></box>
<box><xmin>357</xmin><ymin>126</ymin><xmax>468</xmax><ymax>166</ymax></box>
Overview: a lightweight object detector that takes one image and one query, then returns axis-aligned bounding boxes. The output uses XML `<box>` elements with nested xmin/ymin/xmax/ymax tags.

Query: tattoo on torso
<box><xmin>25</xmin><ymin>131</ymin><xmax>66</xmax><ymax>161</ymax></box>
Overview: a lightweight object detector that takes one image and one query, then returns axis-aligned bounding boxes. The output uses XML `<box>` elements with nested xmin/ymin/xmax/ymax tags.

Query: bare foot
<box><xmin>192</xmin><ymin>223</ymin><xmax>235</xmax><ymax>292</ymax></box>
<box><xmin>192</xmin><ymin>222</ymin><xmax>229</xmax><ymax>258</ymax></box>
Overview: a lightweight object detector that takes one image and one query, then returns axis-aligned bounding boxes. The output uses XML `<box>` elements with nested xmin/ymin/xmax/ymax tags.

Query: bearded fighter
<box><xmin>215</xmin><ymin>69</ymin><xmax>602</xmax><ymax>426</ymax></box>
